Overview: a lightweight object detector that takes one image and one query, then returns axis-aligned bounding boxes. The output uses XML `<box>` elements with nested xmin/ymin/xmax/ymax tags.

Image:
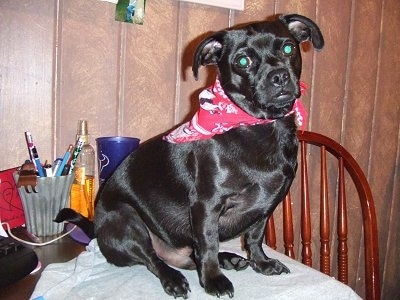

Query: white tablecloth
<box><xmin>31</xmin><ymin>238</ymin><xmax>361</xmax><ymax>300</ymax></box>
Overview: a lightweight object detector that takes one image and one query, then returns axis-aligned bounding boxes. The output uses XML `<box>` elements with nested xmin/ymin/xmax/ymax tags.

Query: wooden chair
<box><xmin>265</xmin><ymin>130</ymin><xmax>380</xmax><ymax>300</ymax></box>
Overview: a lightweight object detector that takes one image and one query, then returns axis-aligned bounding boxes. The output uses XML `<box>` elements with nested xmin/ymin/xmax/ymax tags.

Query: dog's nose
<box><xmin>268</xmin><ymin>69</ymin><xmax>290</xmax><ymax>87</ymax></box>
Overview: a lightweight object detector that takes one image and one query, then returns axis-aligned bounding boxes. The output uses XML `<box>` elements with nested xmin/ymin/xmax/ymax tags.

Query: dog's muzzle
<box><xmin>268</xmin><ymin>68</ymin><xmax>290</xmax><ymax>88</ymax></box>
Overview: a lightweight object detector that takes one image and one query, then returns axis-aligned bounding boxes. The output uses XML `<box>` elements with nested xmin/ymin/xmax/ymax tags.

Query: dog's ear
<box><xmin>280</xmin><ymin>14</ymin><xmax>324</xmax><ymax>50</ymax></box>
<box><xmin>192</xmin><ymin>32</ymin><xmax>226</xmax><ymax>80</ymax></box>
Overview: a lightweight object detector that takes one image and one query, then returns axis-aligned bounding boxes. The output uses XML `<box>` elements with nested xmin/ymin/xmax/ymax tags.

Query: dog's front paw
<box><xmin>160</xmin><ymin>269</ymin><xmax>191</xmax><ymax>299</ymax></box>
<box><xmin>251</xmin><ymin>258</ymin><xmax>290</xmax><ymax>275</ymax></box>
<box><xmin>204</xmin><ymin>273</ymin><xmax>234</xmax><ymax>298</ymax></box>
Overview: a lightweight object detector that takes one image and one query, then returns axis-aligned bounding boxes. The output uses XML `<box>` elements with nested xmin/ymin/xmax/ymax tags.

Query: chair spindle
<box><xmin>300</xmin><ymin>140</ymin><xmax>312</xmax><ymax>266</ymax></box>
<box><xmin>337</xmin><ymin>157</ymin><xmax>348</xmax><ymax>284</ymax></box>
<box><xmin>320</xmin><ymin>146</ymin><xmax>331</xmax><ymax>275</ymax></box>
<box><xmin>283</xmin><ymin>193</ymin><xmax>295</xmax><ymax>258</ymax></box>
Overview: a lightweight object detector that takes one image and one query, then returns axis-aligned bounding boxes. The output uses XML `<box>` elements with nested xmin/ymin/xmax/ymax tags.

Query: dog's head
<box><xmin>193</xmin><ymin>14</ymin><xmax>324</xmax><ymax>120</ymax></box>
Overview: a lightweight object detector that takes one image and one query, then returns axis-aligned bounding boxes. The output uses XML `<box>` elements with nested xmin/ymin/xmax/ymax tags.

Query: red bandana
<box><xmin>164</xmin><ymin>79</ymin><xmax>307</xmax><ymax>144</ymax></box>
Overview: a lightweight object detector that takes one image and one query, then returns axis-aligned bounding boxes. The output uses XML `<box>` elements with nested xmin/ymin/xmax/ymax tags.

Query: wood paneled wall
<box><xmin>1</xmin><ymin>0</ymin><xmax>399</xmax><ymax>299</ymax></box>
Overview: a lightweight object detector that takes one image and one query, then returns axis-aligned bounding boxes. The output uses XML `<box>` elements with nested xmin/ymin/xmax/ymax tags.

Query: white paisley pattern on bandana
<box><xmin>164</xmin><ymin>79</ymin><xmax>307</xmax><ymax>144</ymax></box>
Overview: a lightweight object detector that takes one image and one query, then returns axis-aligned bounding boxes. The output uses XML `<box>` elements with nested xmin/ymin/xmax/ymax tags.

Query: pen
<box><xmin>56</xmin><ymin>144</ymin><xmax>74</xmax><ymax>177</ymax></box>
<box><xmin>52</xmin><ymin>158</ymin><xmax>63</xmax><ymax>176</ymax></box>
<box><xmin>44</xmin><ymin>161</ymin><xmax>53</xmax><ymax>177</ymax></box>
<box><xmin>24</xmin><ymin>131</ymin><xmax>45</xmax><ymax>177</ymax></box>
<box><xmin>61</xmin><ymin>153</ymin><xmax>74</xmax><ymax>176</ymax></box>
<box><xmin>53</xmin><ymin>157</ymin><xmax>62</xmax><ymax>176</ymax></box>
<box><xmin>68</xmin><ymin>136</ymin><xmax>85</xmax><ymax>174</ymax></box>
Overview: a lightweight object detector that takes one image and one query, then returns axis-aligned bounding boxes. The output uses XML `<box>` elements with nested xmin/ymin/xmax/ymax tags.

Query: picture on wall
<box><xmin>115</xmin><ymin>0</ymin><xmax>146</xmax><ymax>24</ymax></box>
<box><xmin>178</xmin><ymin>0</ymin><xmax>244</xmax><ymax>10</ymax></box>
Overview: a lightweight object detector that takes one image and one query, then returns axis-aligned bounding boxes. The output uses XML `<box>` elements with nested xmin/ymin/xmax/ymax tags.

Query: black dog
<box><xmin>56</xmin><ymin>14</ymin><xmax>323</xmax><ymax>299</ymax></box>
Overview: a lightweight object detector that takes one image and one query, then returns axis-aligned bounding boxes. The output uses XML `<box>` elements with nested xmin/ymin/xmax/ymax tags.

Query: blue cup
<box><xmin>96</xmin><ymin>136</ymin><xmax>140</xmax><ymax>186</ymax></box>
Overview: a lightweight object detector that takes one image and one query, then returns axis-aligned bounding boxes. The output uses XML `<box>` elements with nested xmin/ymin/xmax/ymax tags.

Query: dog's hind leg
<box><xmin>218</xmin><ymin>252</ymin><xmax>250</xmax><ymax>271</ymax></box>
<box><xmin>95</xmin><ymin>204</ymin><xmax>191</xmax><ymax>298</ymax></box>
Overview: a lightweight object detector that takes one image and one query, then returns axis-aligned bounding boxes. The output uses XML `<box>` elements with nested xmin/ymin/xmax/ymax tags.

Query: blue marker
<box><xmin>56</xmin><ymin>144</ymin><xmax>74</xmax><ymax>177</ymax></box>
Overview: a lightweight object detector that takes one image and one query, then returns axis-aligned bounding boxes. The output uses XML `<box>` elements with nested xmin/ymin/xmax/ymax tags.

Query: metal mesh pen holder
<box><xmin>14</xmin><ymin>173</ymin><xmax>73</xmax><ymax>236</ymax></box>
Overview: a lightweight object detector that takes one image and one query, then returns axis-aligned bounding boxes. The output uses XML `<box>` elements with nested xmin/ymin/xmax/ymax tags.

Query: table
<box><xmin>0</xmin><ymin>236</ymin><xmax>85</xmax><ymax>300</ymax></box>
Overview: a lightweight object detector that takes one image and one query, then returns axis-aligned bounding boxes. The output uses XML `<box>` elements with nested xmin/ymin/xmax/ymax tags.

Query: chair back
<box><xmin>265</xmin><ymin>131</ymin><xmax>380</xmax><ymax>300</ymax></box>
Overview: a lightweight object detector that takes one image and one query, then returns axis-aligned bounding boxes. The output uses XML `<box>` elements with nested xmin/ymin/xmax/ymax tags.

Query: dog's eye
<box><xmin>281</xmin><ymin>42</ymin><xmax>295</xmax><ymax>57</ymax></box>
<box><xmin>235</xmin><ymin>55</ymin><xmax>252</xmax><ymax>68</ymax></box>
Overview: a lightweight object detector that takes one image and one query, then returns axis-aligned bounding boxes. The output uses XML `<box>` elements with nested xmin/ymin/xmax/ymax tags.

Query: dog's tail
<box><xmin>54</xmin><ymin>208</ymin><xmax>95</xmax><ymax>239</ymax></box>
